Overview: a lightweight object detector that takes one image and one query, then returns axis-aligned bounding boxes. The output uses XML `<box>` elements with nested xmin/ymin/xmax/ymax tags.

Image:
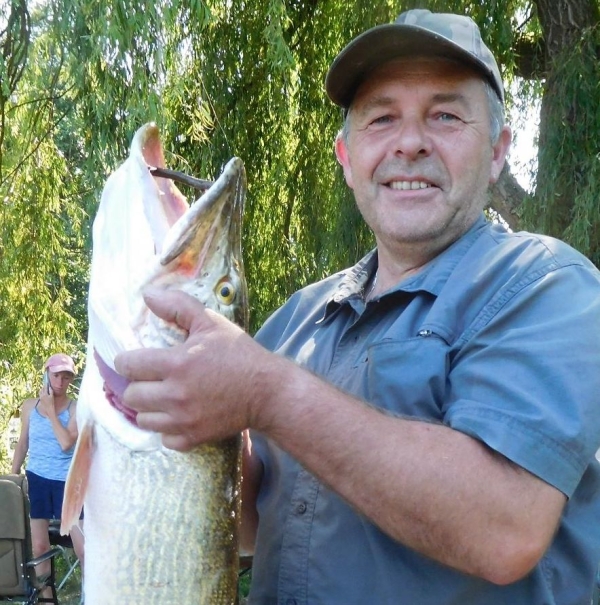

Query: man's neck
<box><xmin>371</xmin><ymin>245</ymin><xmax>434</xmax><ymax>296</ymax></box>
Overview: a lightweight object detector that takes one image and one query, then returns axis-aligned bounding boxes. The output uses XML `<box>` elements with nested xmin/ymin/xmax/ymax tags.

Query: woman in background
<box><xmin>12</xmin><ymin>353</ymin><xmax>84</xmax><ymax>595</ymax></box>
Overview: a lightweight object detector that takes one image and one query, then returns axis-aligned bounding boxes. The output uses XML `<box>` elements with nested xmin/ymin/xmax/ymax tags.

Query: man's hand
<box><xmin>114</xmin><ymin>287</ymin><xmax>274</xmax><ymax>451</ymax></box>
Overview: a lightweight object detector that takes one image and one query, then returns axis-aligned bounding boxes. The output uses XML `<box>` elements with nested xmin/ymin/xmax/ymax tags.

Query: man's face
<box><xmin>336</xmin><ymin>58</ymin><xmax>511</xmax><ymax>262</ymax></box>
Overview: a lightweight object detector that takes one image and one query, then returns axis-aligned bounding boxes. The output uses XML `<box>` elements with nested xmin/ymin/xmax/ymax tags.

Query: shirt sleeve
<box><xmin>444</xmin><ymin>262</ymin><xmax>600</xmax><ymax>497</ymax></box>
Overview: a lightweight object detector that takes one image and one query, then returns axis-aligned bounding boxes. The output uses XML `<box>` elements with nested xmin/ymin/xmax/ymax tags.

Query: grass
<box><xmin>239</xmin><ymin>569</ymin><xmax>252</xmax><ymax>601</ymax></box>
<box><xmin>53</xmin><ymin>548</ymin><xmax>82</xmax><ymax>604</ymax></box>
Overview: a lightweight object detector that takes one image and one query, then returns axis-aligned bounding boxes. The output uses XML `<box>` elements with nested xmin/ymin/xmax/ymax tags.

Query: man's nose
<box><xmin>393</xmin><ymin>117</ymin><xmax>432</xmax><ymax>159</ymax></box>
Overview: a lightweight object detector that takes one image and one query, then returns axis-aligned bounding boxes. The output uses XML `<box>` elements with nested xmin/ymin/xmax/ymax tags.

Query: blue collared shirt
<box><xmin>249</xmin><ymin>215</ymin><xmax>600</xmax><ymax>605</ymax></box>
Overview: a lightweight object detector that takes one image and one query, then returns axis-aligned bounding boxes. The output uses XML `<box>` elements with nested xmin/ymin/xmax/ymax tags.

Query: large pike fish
<box><xmin>62</xmin><ymin>123</ymin><xmax>248</xmax><ymax>604</ymax></box>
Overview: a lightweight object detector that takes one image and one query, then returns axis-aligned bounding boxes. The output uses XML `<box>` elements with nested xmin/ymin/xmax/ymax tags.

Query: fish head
<box><xmin>135</xmin><ymin>156</ymin><xmax>249</xmax><ymax>347</ymax></box>
<box><xmin>83</xmin><ymin>122</ymin><xmax>248</xmax><ymax>450</ymax></box>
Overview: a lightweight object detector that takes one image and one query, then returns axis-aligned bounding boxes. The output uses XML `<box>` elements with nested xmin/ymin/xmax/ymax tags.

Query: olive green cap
<box><xmin>325</xmin><ymin>9</ymin><xmax>504</xmax><ymax>108</ymax></box>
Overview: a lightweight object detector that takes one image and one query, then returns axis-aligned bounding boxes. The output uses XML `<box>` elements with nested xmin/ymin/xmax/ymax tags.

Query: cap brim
<box><xmin>326</xmin><ymin>23</ymin><xmax>497</xmax><ymax>108</ymax></box>
<box><xmin>48</xmin><ymin>364</ymin><xmax>75</xmax><ymax>375</ymax></box>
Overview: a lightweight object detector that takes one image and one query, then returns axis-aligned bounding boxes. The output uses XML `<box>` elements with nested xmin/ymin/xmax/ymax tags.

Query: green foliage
<box><xmin>520</xmin><ymin>23</ymin><xmax>600</xmax><ymax>264</ymax></box>
<box><xmin>0</xmin><ymin>3</ymin><xmax>87</xmax><ymax>453</ymax></box>
<box><xmin>39</xmin><ymin>0</ymin><xmax>394</xmax><ymax>331</ymax></box>
<box><xmin>2</xmin><ymin>0</ymin><xmax>600</xmax><ymax>457</ymax></box>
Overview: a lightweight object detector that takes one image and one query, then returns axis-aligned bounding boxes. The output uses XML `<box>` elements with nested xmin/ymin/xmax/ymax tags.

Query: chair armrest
<box><xmin>26</xmin><ymin>547</ymin><xmax>62</xmax><ymax>568</ymax></box>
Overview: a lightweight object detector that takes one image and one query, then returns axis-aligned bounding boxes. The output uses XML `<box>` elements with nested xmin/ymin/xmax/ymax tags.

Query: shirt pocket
<box><xmin>365</xmin><ymin>333</ymin><xmax>449</xmax><ymax>420</ymax></box>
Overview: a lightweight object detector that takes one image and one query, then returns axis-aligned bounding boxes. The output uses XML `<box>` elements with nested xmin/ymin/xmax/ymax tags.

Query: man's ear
<box><xmin>489</xmin><ymin>125</ymin><xmax>512</xmax><ymax>184</ymax></box>
<box><xmin>335</xmin><ymin>134</ymin><xmax>355</xmax><ymax>190</ymax></box>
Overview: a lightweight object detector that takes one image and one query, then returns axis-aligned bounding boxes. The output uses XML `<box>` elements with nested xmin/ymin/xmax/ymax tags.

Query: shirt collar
<box><xmin>324</xmin><ymin>214</ymin><xmax>489</xmax><ymax>316</ymax></box>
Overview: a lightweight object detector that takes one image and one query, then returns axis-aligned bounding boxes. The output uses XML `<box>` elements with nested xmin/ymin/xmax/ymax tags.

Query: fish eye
<box><xmin>216</xmin><ymin>279</ymin><xmax>236</xmax><ymax>305</ymax></box>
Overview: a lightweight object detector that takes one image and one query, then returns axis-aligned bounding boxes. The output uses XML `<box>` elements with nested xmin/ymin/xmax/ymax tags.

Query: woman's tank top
<box><xmin>26</xmin><ymin>400</ymin><xmax>75</xmax><ymax>481</ymax></box>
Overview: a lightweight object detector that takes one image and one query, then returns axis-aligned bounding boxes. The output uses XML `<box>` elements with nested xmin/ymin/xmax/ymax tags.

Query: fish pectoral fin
<box><xmin>61</xmin><ymin>420</ymin><xmax>95</xmax><ymax>535</ymax></box>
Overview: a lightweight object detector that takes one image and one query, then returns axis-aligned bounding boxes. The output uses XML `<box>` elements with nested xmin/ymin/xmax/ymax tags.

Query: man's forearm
<box><xmin>253</xmin><ymin>357</ymin><xmax>566</xmax><ymax>584</ymax></box>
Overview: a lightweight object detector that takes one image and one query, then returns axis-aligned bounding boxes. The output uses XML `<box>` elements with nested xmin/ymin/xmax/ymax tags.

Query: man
<box><xmin>115</xmin><ymin>10</ymin><xmax>600</xmax><ymax>604</ymax></box>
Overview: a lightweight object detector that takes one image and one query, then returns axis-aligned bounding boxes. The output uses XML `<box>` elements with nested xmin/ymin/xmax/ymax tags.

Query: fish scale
<box><xmin>62</xmin><ymin>123</ymin><xmax>248</xmax><ymax>604</ymax></box>
<box><xmin>84</xmin><ymin>424</ymin><xmax>241</xmax><ymax>602</ymax></box>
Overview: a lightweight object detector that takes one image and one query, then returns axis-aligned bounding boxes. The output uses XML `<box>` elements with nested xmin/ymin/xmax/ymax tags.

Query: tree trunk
<box><xmin>535</xmin><ymin>0</ymin><xmax>598</xmax><ymax>58</ymax></box>
<box><xmin>489</xmin><ymin>166</ymin><xmax>526</xmax><ymax>232</ymax></box>
<box><xmin>0</xmin><ymin>0</ymin><xmax>30</xmax><ymax>184</ymax></box>
<box><xmin>527</xmin><ymin>0</ymin><xmax>600</xmax><ymax>259</ymax></box>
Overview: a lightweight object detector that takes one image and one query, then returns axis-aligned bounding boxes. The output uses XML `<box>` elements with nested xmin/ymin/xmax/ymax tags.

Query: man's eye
<box><xmin>437</xmin><ymin>112</ymin><xmax>460</xmax><ymax>122</ymax></box>
<box><xmin>371</xmin><ymin>114</ymin><xmax>393</xmax><ymax>125</ymax></box>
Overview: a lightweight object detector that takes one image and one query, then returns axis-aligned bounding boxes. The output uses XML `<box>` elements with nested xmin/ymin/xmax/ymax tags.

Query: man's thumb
<box><xmin>142</xmin><ymin>287</ymin><xmax>205</xmax><ymax>333</ymax></box>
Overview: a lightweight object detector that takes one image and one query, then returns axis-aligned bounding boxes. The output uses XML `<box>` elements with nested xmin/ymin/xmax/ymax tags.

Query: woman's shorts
<box><xmin>26</xmin><ymin>470</ymin><xmax>69</xmax><ymax>520</ymax></box>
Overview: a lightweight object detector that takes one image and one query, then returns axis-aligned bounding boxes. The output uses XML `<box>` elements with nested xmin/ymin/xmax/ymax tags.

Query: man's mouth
<box><xmin>388</xmin><ymin>180</ymin><xmax>432</xmax><ymax>190</ymax></box>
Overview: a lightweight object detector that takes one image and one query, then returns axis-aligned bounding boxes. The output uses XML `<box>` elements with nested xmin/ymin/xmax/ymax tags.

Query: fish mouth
<box><xmin>142</xmin><ymin>156</ymin><xmax>249</xmax><ymax>335</ymax></box>
<box><xmin>160</xmin><ymin>158</ymin><xmax>245</xmax><ymax>268</ymax></box>
<box><xmin>160</xmin><ymin>158</ymin><xmax>247</xmax><ymax>296</ymax></box>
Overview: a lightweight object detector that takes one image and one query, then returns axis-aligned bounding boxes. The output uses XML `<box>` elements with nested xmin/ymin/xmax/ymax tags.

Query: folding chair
<box><xmin>48</xmin><ymin>521</ymin><xmax>80</xmax><ymax>595</ymax></box>
<box><xmin>0</xmin><ymin>474</ymin><xmax>61</xmax><ymax>604</ymax></box>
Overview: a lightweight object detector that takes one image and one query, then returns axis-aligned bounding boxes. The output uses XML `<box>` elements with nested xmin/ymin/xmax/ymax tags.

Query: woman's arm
<box><xmin>11</xmin><ymin>399</ymin><xmax>34</xmax><ymax>474</ymax></box>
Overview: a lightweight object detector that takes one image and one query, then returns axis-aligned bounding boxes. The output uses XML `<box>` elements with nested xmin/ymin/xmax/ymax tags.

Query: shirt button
<box><xmin>296</xmin><ymin>502</ymin><xmax>307</xmax><ymax>515</ymax></box>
